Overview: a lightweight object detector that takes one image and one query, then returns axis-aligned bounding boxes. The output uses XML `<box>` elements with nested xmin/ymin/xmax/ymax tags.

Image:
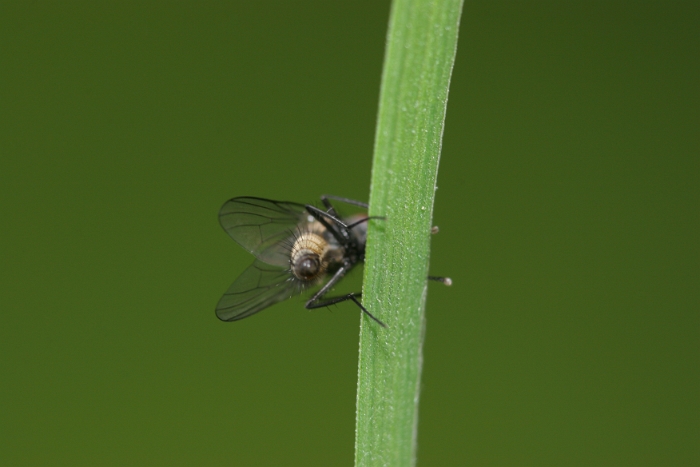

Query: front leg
<box><xmin>320</xmin><ymin>194</ymin><xmax>369</xmax><ymax>211</ymax></box>
<box><xmin>305</xmin><ymin>204</ymin><xmax>351</xmax><ymax>245</ymax></box>
<box><xmin>308</xmin><ymin>206</ymin><xmax>384</xmax><ymax>230</ymax></box>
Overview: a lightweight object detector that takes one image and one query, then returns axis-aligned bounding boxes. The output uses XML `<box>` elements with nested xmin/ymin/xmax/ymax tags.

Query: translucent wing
<box><xmin>216</xmin><ymin>259</ymin><xmax>301</xmax><ymax>322</ymax></box>
<box><xmin>219</xmin><ymin>197</ymin><xmax>308</xmax><ymax>267</ymax></box>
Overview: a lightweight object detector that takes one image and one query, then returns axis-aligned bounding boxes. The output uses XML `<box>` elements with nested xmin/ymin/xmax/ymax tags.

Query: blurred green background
<box><xmin>1</xmin><ymin>1</ymin><xmax>697</xmax><ymax>466</ymax></box>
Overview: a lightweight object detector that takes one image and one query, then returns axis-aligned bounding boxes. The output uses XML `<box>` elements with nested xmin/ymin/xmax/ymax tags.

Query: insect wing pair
<box><xmin>215</xmin><ymin>196</ymin><xmax>383</xmax><ymax>325</ymax></box>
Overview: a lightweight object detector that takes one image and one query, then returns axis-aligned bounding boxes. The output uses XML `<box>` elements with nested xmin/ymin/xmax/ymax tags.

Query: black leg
<box><xmin>305</xmin><ymin>264</ymin><xmax>387</xmax><ymax>328</ymax></box>
<box><xmin>346</xmin><ymin>215</ymin><xmax>385</xmax><ymax>230</ymax></box>
<box><xmin>312</xmin><ymin>196</ymin><xmax>383</xmax><ymax>243</ymax></box>
<box><xmin>307</xmin><ymin>293</ymin><xmax>386</xmax><ymax>328</ymax></box>
<box><xmin>428</xmin><ymin>276</ymin><xmax>452</xmax><ymax>286</ymax></box>
<box><xmin>306</xmin><ymin>264</ymin><xmax>350</xmax><ymax>303</ymax></box>
<box><xmin>306</xmin><ymin>205</ymin><xmax>350</xmax><ymax>229</ymax></box>
<box><xmin>320</xmin><ymin>194</ymin><xmax>369</xmax><ymax>209</ymax></box>
<box><xmin>348</xmin><ymin>295</ymin><xmax>387</xmax><ymax>328</ymax></box>
<box><xmin>320</xmin><ymin>196</ymin><xmax>339</xmax><ymax>217</ymax></box>
<box><xmin>306</xmin><ymin>205</ymin><xmax>384</xmax><ymax>239</ymax></box>
<box><xmin>305</xmin><ymin>204</ymin><xmax>351</xmax><ymax>245</ymax></box>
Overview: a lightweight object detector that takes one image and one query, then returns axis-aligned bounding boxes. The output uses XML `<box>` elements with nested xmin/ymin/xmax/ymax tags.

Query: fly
<box><xmin>215</xmin><ymin>195</ymin><xmax>450</xmax><ymax>327</ymax></box>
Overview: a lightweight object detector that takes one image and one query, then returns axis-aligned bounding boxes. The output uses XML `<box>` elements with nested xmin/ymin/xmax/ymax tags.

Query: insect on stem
<box><xmin>216</xmin><ymin>195</ymin><xmax>450</xmax><ymax>327</ymax></box>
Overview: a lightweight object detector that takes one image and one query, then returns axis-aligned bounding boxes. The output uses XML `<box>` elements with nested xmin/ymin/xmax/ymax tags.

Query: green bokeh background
<box><xmin>1</xmin><ymin>2</ymin><xmax>697</xmax><ymax>466</ymax></box>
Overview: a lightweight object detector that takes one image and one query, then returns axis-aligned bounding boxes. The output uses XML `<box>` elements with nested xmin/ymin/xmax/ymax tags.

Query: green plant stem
<box><xmin>354</xmin><ymin>0</ymin><xmax>464</xmax><ymax>466</ymax></box>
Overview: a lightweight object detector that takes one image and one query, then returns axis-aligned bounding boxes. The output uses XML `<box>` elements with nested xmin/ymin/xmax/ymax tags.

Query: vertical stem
<box><xmin>355</xmin><ymin>0</ymin><xmax>464</xmax><ymax>466</ymax></box>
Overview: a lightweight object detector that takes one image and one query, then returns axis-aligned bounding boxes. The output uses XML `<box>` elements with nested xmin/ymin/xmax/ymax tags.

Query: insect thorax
<box><xmin>290</xmin><ymin>230</ymin><xmax>344</xmax><ymax>281</ymax></box>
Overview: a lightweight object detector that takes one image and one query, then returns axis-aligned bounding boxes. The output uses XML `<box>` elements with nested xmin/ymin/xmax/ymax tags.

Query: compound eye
<box><xmin>294</xmin><ymin>255</ymin><xmax>320</xmax><ymax>281</ymax></box>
